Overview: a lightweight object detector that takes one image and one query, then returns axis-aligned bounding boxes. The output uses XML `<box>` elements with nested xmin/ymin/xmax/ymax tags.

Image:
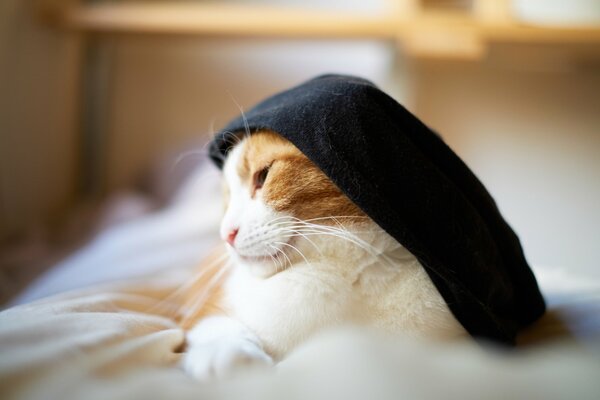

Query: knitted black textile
<box><xmin>209</xmin><ymin>74</ymin><xmax>545</xmax><ymax>344</ymax></box>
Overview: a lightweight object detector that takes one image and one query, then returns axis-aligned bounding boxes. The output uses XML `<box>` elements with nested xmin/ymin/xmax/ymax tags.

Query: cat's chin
<box><xmin>231</xmin><ymin>252</ymin><xmax>287</xmax><ymax>279</ymax></box>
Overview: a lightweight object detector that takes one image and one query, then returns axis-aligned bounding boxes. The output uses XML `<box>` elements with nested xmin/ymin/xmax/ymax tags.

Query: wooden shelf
<box><xmin>50</xmin><ymin>3</ymin><xmax>395</xmax><ymax>39</ymax></box>
<box><xmin>42</xmin><ymin>1</ymin><xmax>600</xmax><ymax>60</ymax></box>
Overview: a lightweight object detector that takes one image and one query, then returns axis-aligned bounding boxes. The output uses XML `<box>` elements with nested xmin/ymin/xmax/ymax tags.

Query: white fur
<box><xmin>183</xmin><ymin>136</ymin><xmax>466</xmax><ymax>379</ymax></box>
<box><xmin>183</xmin><ymin>315</ymin><xmax>273</xmax><ymax>380</ymax></box>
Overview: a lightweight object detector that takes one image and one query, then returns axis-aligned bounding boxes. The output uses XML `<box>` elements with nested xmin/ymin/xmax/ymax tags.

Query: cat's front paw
<box><xmin>182</xmin><ymin>337</ymin><xmax>273</xmax><ymax>381</ymax></box>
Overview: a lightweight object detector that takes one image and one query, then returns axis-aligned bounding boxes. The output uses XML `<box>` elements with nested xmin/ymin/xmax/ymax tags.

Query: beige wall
<box><xmin>105</xmin><ymin>38</ymin><xmax>399</xmax><ymax>190</ymax></box>
<box><xmin>413</xmin><ymin>47</ymin><xmax>600</xmax><ymax>275</ymax></box>
<box><xmin>0</xmin><ymin>0</ymin><xmax>81</xmax><ymax>241</ymax></box>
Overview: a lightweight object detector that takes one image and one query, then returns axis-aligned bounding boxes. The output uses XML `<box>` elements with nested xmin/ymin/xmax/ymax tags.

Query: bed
<box><xmin>1</xmin><ymin>156</ymin><xmax>599</xmax><ymax>400</ymax></box>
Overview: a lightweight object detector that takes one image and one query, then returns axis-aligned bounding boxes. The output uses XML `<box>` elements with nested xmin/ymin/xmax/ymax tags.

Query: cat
<box><xmin>180</xmin><ymin>130</ymin><xmax>466</xmax><ymax>380</ymax></box>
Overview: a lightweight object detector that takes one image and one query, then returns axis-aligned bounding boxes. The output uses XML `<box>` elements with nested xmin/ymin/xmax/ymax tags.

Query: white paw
<box><xmin>182</xmin><ymin>337</ymin><xmax>273</xmax><ymax>381</ymax></box>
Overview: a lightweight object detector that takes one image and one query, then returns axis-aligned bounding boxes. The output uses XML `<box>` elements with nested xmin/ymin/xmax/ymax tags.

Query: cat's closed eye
<box><xmin>253</xmin><ymin>165</ymin><xmax>270</xmax><ymax>190</ymax></box>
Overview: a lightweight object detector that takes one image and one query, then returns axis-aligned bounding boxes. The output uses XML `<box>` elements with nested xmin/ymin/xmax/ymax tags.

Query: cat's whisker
<box><xmin>279</xmin><ymin>247</ymin><xmax>293</xmax><ymax>270</ymax></box>
<box><xmin>170</xmin><ymin>135</ymin><xmax>231</xmax><ymax>174</ymax></box>
<box><xmin>148</xmin><ymin>252</ymin><xmax>228</xmax><ymax>316</ymax></box>
<box><xmin>265</xmin><ymin>215</ymin><xmax>304</xmax><ymax>225</ymax></box>
<box><xmin>266</xmin><ymin>250</ymin><xmax>281</xmax><ymax>271</ymax></box>
<box><xmin>301</xmin><ymin>233</ymin><xmax>396</xmax><ymax>272</ymax></box>
<box><xmin>207</xmin><ymin>115</ymin><xmax>217</xmax><ymax>136</ymax></box>
<box><xmin>268</xmin><ymin>244</ymin><xmax>285</xmax><ymax>272</ymax></box>
<box><xmin>280</xmin><ymin>230</ymin><xmax>374</xmax><ymax>257</ymax></box>
<box><xmin>303</xmin><ymin>215</ymin><xmax>371</xmax><ymax>223</ymax></box>
<box><xmin>171</xmin><ymin>149</ymin><xmax>207</xmax><ymax>171</ymax></box>
<box><xmin>271</xmin><ymin>220</ymin><xmax>383</xmax><ymax>253</ymax></box>
<box><xmin>276</xmin><ymin>227</ymin><xmax>324</xmax><ymax>257</ymax></box>
<box><xmin>268</xmin><ymin>216</ymin><xmax>385</xmax><ymax>236</ymax></box>
<box><xmin>271</xmin><ymin>244</ymin><xmax>293</xmax><ymax>270</ymax></box>
<box><xmin>270</xmin><ymin>244</ymin><xmax>285</xmax><ymax>272</ymax></box>
<box><xmin>220</xmin><ymin>130</ymin><xmax>247</xmax><ymax>153</ymax></box>
<box><xmin>172</xmin><ymin>123</ymin><xmax>232</xmax><ymax>170</ymax></box>
<box><xmin>241</xmin><ymin>111</ymin><xmax>251</xmax><ymax>139</ymax></box>
<box><xmin>200</xmin><ymin>135</ymin><xmax>227</xmax><ymax>163</ymax></box>
<box><xmin>200</xmin><ymin>131</ymin><xmax>228</xmax><ymax>161</ymax></box>
<box><xmin>227</xmin><ymin>91</ymin><xmax>252</xmax><ymax>140</ymax></box>
<box><xmin>221</xmin><ymin>130</ymin><xmax>240</xmax><ymax>144</ymax></box>
<box><xmin>274</xmin><ymin>241</ymin><xmax>310</xmax><ymax>266</ymax></box>
<box><xmin>267</xmin><ymin>215</ymin><xmax>363</xmax><ymax>226</ymax></box>
<box><xmin>266</xmin><ymin>221</ymin><xmax>323</xmax><ymax>251</ymax></box>
<box><xmin>179</xmin><ymin>260</ymin><xmax>232</xmax><ymax>323</ymax></box>
<box><xmin>272</xmin><ymin>221</ymin><xmax>384</xmax><ymax>236</ymax></box>
<box><xmin>280</xmin><ymin>223</ymin><xmax>399</xmax><ymax>270</ymax></box>
<box><xmin>301</xmin><ymin>224</ymin><xmax>392</xmax><ymax>259</ymax></box>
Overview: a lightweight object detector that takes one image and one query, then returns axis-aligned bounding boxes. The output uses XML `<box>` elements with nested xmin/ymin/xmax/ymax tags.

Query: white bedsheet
<box><xmin>1</xmin><ymin>266</ymin><xmax>599</xmax><ymax>400</ymax></box>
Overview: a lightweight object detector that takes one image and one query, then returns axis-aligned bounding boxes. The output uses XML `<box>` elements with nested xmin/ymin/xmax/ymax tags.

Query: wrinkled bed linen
<box><xmin>1</xmin><ymin>265</ymin><xmax>599</xmax><ymax>400</ymax></box>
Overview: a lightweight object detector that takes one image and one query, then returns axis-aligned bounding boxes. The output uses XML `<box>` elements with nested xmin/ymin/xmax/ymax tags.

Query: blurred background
<box><xmin>1</xmin><ymin>0</ymin><xmax>600</xmax><ymax>303</ymax></box>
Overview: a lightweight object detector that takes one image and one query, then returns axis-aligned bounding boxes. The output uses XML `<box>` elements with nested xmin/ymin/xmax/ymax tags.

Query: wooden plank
<box><xmin>473</xmin><ymin>0</ymin><xmax>512</xmax><ymax>24</ymax></box>
<box><xmin>482</xmin><ymin>24</ymin><xmax>600</xmax><ymax>44</ymax></box>
<box><xmin>57</xmin><ymin>3</ymin><xmax>397</xmax><ymax>39</ymax></box>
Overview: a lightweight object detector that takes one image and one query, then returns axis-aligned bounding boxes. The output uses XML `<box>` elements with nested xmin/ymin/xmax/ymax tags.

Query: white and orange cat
<box><xmin>180</xmin><ymin>131</ymin><xmax>466</xmax><ymax>380</ymax></box>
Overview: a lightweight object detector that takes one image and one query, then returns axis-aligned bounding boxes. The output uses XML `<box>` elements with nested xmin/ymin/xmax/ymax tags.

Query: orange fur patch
<box><xmin>242</xmin><ymin>131</ymin><xmax>365</xmax><ymax>222</ymax></box>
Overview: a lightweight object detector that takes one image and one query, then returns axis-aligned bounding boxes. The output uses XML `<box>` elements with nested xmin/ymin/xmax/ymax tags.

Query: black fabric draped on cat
<box><xmin>209</xmin><ymin>74</ymin><xmax>545</xmax><ymax>345</ymax></box>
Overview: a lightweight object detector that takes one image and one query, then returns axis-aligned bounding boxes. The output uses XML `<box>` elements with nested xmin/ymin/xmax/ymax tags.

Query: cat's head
<box><xmin>220</xmin><ymin>130</ymin><xmax>370</xmax><ymax>277</ymax></box>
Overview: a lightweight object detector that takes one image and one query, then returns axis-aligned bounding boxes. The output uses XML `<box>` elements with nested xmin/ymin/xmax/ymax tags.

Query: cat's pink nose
<box><xmin>225</xmin><ymin>228</ymin><xmax>239</xmax><ymax>247</ymax></box>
